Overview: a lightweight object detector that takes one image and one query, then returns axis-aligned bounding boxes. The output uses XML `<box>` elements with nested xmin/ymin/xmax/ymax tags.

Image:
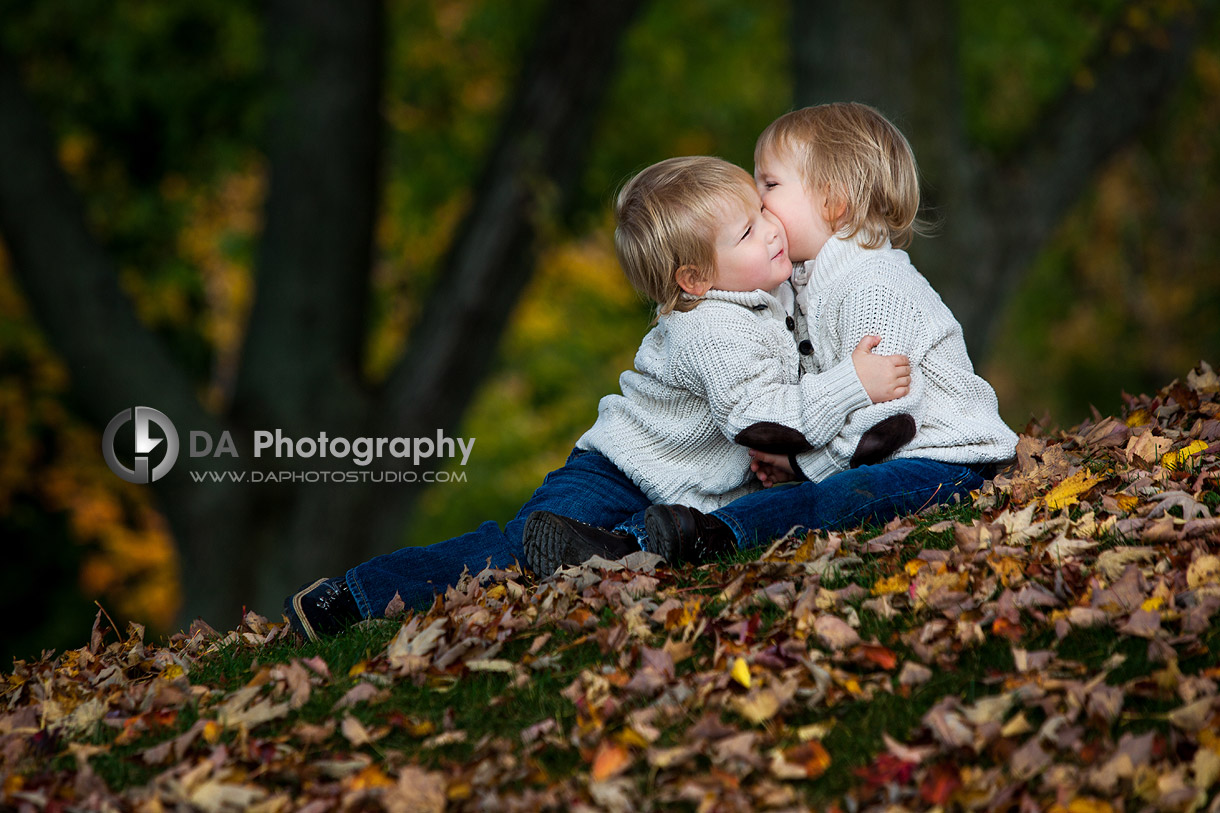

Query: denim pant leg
<box><xmin>347</xmin><ymin>449</ymin><xmax>652</xmax><ymax>617</ymax></box>
<box><xmin>711</xmin><ymin>458</ymin><xmax>988</xmax><ymax>552</ymax></box>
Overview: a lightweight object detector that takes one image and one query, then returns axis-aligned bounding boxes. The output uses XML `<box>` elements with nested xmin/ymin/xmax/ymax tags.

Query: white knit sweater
<box><xmin>791</xmin><ymin>235</ymin><xmax>1019</xmax><ymax>481</ymax></box>
<box><xmin>577</xmin><ymin>287</ymin><xmax>870</xmax><ymax>512</ymax></box>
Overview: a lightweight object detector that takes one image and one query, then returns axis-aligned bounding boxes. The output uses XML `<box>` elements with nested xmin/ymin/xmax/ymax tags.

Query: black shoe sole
<box><xmin>523</xmin><ymin>511</ymin><xmax>619</xmax><ymax>575</ymax></box>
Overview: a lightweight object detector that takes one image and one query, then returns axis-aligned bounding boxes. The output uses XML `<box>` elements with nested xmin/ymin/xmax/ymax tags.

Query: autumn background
<box><xmin>0</xmin><ymin>0</ymin><xmax>1218</xmax><ymax>665</ymax></box>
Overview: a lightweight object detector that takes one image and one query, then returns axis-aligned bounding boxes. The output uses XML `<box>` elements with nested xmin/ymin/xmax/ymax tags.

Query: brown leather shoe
<box><xmin>850</xmin><ymin>414</ymin><xmax>917</xmax><ymax>468</ymax></box>
<box><xmin>734</xmin><ymin>421</ymin><xmax>813</xmax><ymax>454</ymax></box>
<box><xmin>523</xmin><ymin>511</ymin><xmax>641</xmax><ymax>575</ymax></box>
<box><xmin>643</xmin><ymin>504</ymin><xmax>737</xmax><ymax>565</ymax></box>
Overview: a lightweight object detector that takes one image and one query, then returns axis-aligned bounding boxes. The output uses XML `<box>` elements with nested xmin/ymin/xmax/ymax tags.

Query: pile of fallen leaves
<box><xmin>4</xmin><ymin>363</ymin><xmax>1220</xmax><ymax>812</ymax></box>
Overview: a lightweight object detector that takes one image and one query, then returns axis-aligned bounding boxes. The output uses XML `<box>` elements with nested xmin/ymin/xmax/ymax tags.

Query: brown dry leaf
<box><xmin>213</xmin><ymin>685</ymin><xmax>290</xmax><ymax>731</ymax></box>
<box><xmin>1187</xmin><ymin>554</ymin><xmax>1220</xmax><ymax>590</ymax></box>
<box><xmin>386</xmin><ymin>617</ymin><xmax>447</xmax><ymax>672</ymax></box>
<box><xmin>813</xmin><ymin>614</ymin><xmax>860</xmax><ymax>649</ymax></box>
<box><xmin>383</xmin><ymin>592</ymin><xmax>406</xmax><ymax>619</ymax></box>
<box><xmin>383</xmin><ymin>765</ymin><xmax>447</xmax><ymax>813</ymax></box>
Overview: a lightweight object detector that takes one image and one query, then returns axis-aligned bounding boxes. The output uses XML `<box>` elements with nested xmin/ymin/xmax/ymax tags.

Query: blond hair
<box><xmin>614</xmin><ymin>156</ymin><xmax>758</xmax><ymax>314</ymax></box>
<box><xmin>755</xmin><ymin>102</ymin><xmax>925</xmax><ymax>249</ymax></box>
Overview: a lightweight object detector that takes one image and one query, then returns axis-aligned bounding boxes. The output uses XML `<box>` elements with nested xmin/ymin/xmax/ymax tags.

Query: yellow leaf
<box><xmin>1162</xmin><ymin>439</ymin><xmax>1209</xmax><ymax>471</ymax></box>
<box><xmin>872</xmin><ymin>573</ymin><xmax>910</xmax><ymax>595</ymax></box>
<box><xmin>730</xmin><ymin>657</ymin><xmax>751</xmax><ymax>689</ymax></box>
<box><xmin>1125</xmin><ymin>409</ymin><xmax>1151</xmax><ymax>427</ymax></box>
<box><xmin>446</xmin><ymin>781</ymin><xmax>473</xmax><ymax>801</ymax></box>
<box><xmin>485</xmin><ymin>584</ymin><xmax>507</xmax><ymax>600</ymax></box>
<box><xmin>1066</xmin><ymin>798</ymin><xmax>1114</xmax><ymax>813</ymax></box>
<box><xmin>904</xmin><ymin>559</ymin><xmax>928</xmax><ymax>577</ymax></box>
<box><xmin>202</xmin><ymin>720</ymin><xmax>222</xmax><ymax>744</ymax></box>
<box><xmin>1141</xmin><ymin>596</ymin><xmax>1164</xmax><ymax>612</ymax></box>
<box><xmin>348</xmin><ymin>765</ymin><xmax>394</xmax><ymax>791</ymax></box>
<box><xmin>1114</xmin><ymin>494</ymin><xmax>1140</xmax><ymax>512</ymax></box>
<box><xmin>616</xmin><ymin>727</ymin><xmax>651</xmax><ymax>749</ymax></box>
<box><xmin>1044</xmin><ymin>470</ymin><xmax>1104</xmax><ymax>510</ymax></box>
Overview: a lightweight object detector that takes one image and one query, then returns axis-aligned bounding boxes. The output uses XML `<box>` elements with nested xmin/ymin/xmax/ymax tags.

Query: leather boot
<box><xmin>524</xmin><ymin>511</ymin><xmax>641</xmax><ymax>575</ymax></box>
<box><xmin>283</xmin><ymin>577</ymin><xmax>362</xmax><ymax>642</ymax></box>
<box><xmin>644</xmin><ymin>504</ymin><xmax>737</xmax><ymax>565</ymax></box>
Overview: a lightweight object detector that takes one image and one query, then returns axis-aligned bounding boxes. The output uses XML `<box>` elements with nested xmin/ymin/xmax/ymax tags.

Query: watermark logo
<box><xmin>100</xmin><ymin>407</ymin><xmax>474</xmax><ymax>485</ymax></box>
<box><xmin>102</xmin><ymin>406</ymin><xmax>180</xmax><ymax>484</ymax></box>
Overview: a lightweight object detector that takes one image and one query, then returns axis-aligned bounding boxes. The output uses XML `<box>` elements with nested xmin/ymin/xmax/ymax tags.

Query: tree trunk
<box><xmin>0</xmin><ymin>0</ymin><xmax>645</xmax><ymax>627</ymax></box>
<box><xmin>180</xmin><ymin>0</ymin><xmax>646</xmax><ymax>623</ymax></box>
<box><xmin>789</xmin><ymin>0</ymin><xmax>1216</xmax><ymax>360</ymax></box>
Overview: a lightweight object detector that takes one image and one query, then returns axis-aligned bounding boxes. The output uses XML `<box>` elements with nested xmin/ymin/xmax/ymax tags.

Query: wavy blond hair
<box><xmin>755</xmin><ymin>102</ymin><xmax>926</xmax><ymax>249</ymax></box>
<box><xmin>614</xmin><ymin>156</ymin><xmax>758</xmax><ymax>314</ymax></box>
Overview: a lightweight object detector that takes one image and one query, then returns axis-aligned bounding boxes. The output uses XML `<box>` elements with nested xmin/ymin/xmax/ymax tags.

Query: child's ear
<box><xmin>676</xmin><ymin>264</ymin><xmax>713</xmax><ymax>297</ymax></box>
<box><xmin>822</xmin><ymin>188</ymin><xmax>848</xmax><ymax>224</ymax></box>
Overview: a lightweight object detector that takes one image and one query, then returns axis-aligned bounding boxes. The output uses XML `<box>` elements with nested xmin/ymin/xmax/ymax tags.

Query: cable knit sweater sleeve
<box><xmin>669</xmin><ymin>304</ymin><xmax>872</xmax><ymax>450</ymax></box>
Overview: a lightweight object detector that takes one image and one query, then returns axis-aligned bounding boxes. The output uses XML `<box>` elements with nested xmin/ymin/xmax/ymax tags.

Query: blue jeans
<box><xmin>711</xmin><ymin>458</ymin><xmax>991</xmax><ymax>551</ymax></box>
<box><xmin>346</xmin><ymin>449</ymin><xmax>651</xmax><ymax>618</ymax></box>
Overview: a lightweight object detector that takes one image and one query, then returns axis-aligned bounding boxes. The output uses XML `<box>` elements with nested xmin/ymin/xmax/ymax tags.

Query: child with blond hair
<box><xmin>285</xmin><ymin>154</ymin><xmax>912</xmax><ymax>640</ymax></box>
<box><xmin>638</xmin><ymin>103</ymin><xmax>1018</xmax><ymax>564</ymax></box>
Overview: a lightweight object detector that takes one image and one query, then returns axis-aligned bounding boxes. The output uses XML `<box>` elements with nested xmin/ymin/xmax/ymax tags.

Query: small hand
<box><xmin>851</xmin><ymin>335</ymin><xmax>911</xmax><ymax>403</ymax></box>
<box><xmin>748</xmin><ymin>448</ymin><xmax>796</xmax><ymax>487</ymax></box>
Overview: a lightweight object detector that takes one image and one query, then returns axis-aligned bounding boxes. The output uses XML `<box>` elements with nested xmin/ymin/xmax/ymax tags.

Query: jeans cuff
<box><xmin>612</xmin><ymin>520</ymin><xmax>649</xmax><ymax>551</ymax></box>
<box><xmin>345</xmin><ymin>569</ymin><xmax>372</xmax><ymax>619</ymax></box>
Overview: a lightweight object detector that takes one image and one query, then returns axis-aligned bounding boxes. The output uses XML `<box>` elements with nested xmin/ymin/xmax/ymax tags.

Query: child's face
<box><xmin>754</xmin><ymin>146</ymin><xmax>835</xmax><ymax>264</ymax></box>
<box><xmin>707</xmin><ymin>190</ymin><xmax>792</xmax><ymax>294</ymax></box>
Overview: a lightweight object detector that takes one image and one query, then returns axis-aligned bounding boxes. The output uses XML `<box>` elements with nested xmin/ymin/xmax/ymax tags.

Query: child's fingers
<box><xmin>886</xmin><ymin>353</ymin><xmax>910</xmax><ymax>368</ymax></box>
<box><xmin>854</xmin><ymin>335</ymin><xmax>882</xmax><ymax>354</ymax></box>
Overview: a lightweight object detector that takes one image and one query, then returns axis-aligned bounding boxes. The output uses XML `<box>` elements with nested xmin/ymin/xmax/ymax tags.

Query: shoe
<box><xmin>643</xmin><ymin>504</ymin><xmax>737</xmax><ymax>565</ymax></box>
<box><xmin>283</xmin><ymin>577</ymin><xmax>362</xmax><ymax>642</ymax></box>
<box><xmin>733</xmin><ymin>421</ymin><xmax>813</xmax><ymax>454</ymax></box>
<box><xmin>523</xmin><ymin>511</ymin><xmax>641</xmax><ymax>575</ymax></box>
<box><xmin>850</xmin><ymin>413</ymin><xmax>917</xmax><ymax>468</ymax></box>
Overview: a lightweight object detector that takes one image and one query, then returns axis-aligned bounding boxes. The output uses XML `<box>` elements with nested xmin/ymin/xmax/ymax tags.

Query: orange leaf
<box><xmin>784</xmin><ymin>741</ymin><xmax>831</xmax><ymax>778</ymax></box>
<box><xmin>591</xmin><ymin>741</ymin><xmax>632</xmax><ymax>781</ymax></box>
<box><xmin>991</xmin><ymin>617</ymin><xmax>1024</xmax><ymax>643</ymax></box>
<box><xmin>854</xmin><ymin>643</ymin><xmax>898</xmax><ymax>670</ymax></box>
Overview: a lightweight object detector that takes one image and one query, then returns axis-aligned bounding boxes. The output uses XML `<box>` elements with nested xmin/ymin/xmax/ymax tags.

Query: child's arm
<box><xmin>674</xmin><ymin>309</ymin><xmax>875</xmax><ymax>451</ymax></box>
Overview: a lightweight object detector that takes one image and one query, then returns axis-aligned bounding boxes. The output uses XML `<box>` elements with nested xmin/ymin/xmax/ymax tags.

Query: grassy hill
<box><xmin>3</xmin><ymin>363</ymin><xmax>1220</xmax><ymax>812</ymax></box>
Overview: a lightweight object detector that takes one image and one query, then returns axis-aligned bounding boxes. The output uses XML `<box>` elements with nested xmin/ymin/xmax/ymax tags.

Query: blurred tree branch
<box><xmin>791</xmin><ymin>0</ymin><xmax>1218</xmax><ymax>359</ymax></box>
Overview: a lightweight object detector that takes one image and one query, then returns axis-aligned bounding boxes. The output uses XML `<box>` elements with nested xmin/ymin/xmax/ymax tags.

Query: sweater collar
<box><xmin>677</xmin><ymin>286</ymin><xmax>790</xmax><ymax>320</ymax></box>
<box><xmin>802</xmin><ymin>233</ymin><xmax>892</xmax><ymax>289</ymax></box>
